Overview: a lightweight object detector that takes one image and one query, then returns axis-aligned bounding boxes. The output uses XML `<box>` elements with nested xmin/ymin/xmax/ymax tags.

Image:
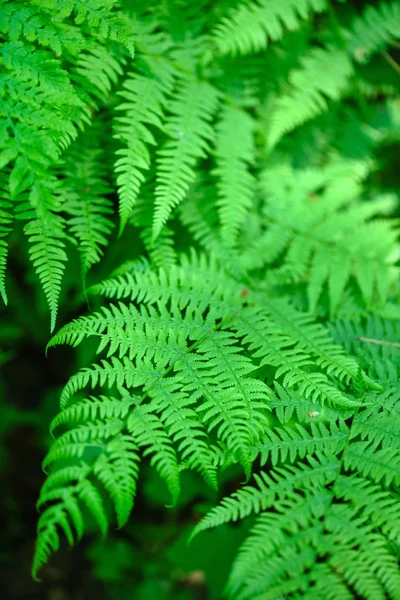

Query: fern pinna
<box><xmin>1</xmin><ymin>0</ymin><xmax>400</xmax><ymax>597</ymax></box>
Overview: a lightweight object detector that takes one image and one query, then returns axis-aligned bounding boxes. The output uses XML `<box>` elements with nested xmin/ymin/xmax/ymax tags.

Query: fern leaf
<box><xmin>343</xmin><ymin>441</ymin><xmax>400</xmax><ymax>487</ymax></box>
<box><xmin>0</xmin><ymin>176</ymin><xmax>12</xmax><ymax>304</ymax></box>
<box><xmin>30</xmin><ymin>0</ymin><xmax>134</xmax><ymax>55</ymax></box>
<box><xmin>191</xmin><ymin>454</ymin><xmax>337</xmax><ymax>537</ymax></box>
<box><xmin>213</xmin><ymin>106</ymin><xmax>256</xmax><ymax>246</ymax></box>
<box><xmin>211</xmin><ymin>0</ymin><xmax>328</xmax><ymax>56</ymax></box>
<box><xmin>75</xmin><ymin>46</ymin><xmax>124</xmax><ymax>101</ymax></box>
<box><xmin>334</xmin><ymin>475</ymin><xmax>400</xmax><ymax>543</ymax></box>
<box><xmin>233</xmin><ymin>306</ymin><xmax>361</xmax><ymax>409</ymax></box>
<box><xmin>140</xmin><ymin>225</ymin><xmax>177</xmax><ymax>269</ymax></box>
<box><xmin>128</xmin><ymin>406</ymin><xmax>180</xmax><ymax>504</ymax></box>
<box><xmin>153</xmin><ymin>79</ymin><xmax>219</xmax><ymax>238</ymax></box>
<box><xmin>0</xmin><ymin>3</ymin><xmax>84</xmax><ymax>55</ymax></box>
<box><xmin>93</xmin><ymin>434</ymin><xmax>140</xmax><ymax>527</ymax></box>
<box><xmin>257</xmin><ymin>162</ymin><xmax>399</xmax><ymax>315</ymax></box>
<box><xmin>62</xmin><ymin>141</ymin><xmax>114</xmax><ymax>277</ymax></box>
<box><xmin>150</xmin><ymin>375</ymin><xmax>219</xmax><ymax>489</ymax></box>
<box><xmin>347</xmin><ymin>1</ymin><xmax>400</xmax><ymax>62</ymax></box>
<box><xmin>33</xmin><ymin>490</ymin><xmax>82</xmax><ymax>580</ymax></box>
<box><xmin>255</xmin><ymin>420</ymin><xmax>349</xmax><ymax>466</ymax></box>
<box><xmin>51</xmin><ymin>395</ymin><xmax>135</xmax><ymax>431</ymax></box>
<box><xmin>114</xmin><ymin>63</ymin><xmax>175</xmax><ymax>234</ymax></box>
<box><xmin>267</xmin><ymin>48</ymin><xmax>353</xmax><ymax>149</ymax></box>
<box><xmin>177</xmin><ymin>331</ymin><xmax>271</xmax><ymax>477</ymax></box>
<box><xmin>25</xmin><ymin>210</ymin><xmax>67</xmax><ymax>332</ymax></box>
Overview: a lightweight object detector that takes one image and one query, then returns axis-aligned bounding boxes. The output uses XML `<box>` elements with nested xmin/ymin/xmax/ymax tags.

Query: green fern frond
<box><xmin>25</xmin><ymin>210</ymin><xmax>67</xmax><ymax>332</ymax></box>
<box><xmin>343</xmin><ymin>441</ymin><xmax>400</xmax><ymax>487</ymax></box>
<box><xmin>191</xmin><ymin>454</ymin><xmax>338</xmax><ymax>538</ymax></box>
<box><xmin>177</xmin><ymin>331</ymin><xmax>270</xmax><ymax>477</ymax></box>
<box><xmin>21</xmin><ymin>0</ymin><xmax>400</xmax><ymax>592</ymax></box>
<box><xmin>192</xmin><ymin>327</ymin><xmax>400</xmax><ymax>600</ymax></box>
<box><xmin>30</xmin><ymin>0</ymin><xmax>134</xmax><ymax>55</ymax></box>
<box><xmin>153</xmin><ymin>79</ymin><xmax>219</xmax><ymax>239</ymax></box>
<box><xmin>74</xmin><ymin>46</ymin><xmax>124</xmax><ymax>101</ymax></box>
<box><xmin>211</xmin><ymin>0</ymin><xmax>328</xmax><ymax>56</ymax></box>
<box><xmin>127</xmin><ymin>406</ymin><xmax>180</xmax><ymax>504</ymax></box>
<box><xmin>93</xmin><ymin>434</ymin><xmax>140</xmax><ymax>527</ymax></box>
<box><xmin>267</xmin><ymin>47</ymin><xmax>353</xmax><ymax>149</ymax></box>
<box><xmin>334</xmin><ymin>475</ymin><xmax>400</xmax><ymax>543</ymax></box>
<box><xmin>62</xmin><ymin>141</ymin><xmax>114</xmax><ymax>277</ymax></box>
<box><xmin>262</xmin><ymin>299</ymin><xmax>361</xmax><ymax>383</ymax></box>
<box><xmin>270</xmin><ymin>381</ymin><xmax>352</xmax><ymax>424</ymax></box>
<box><xmin>140</xmin><ymin>225</ymin><xmax>177</xmax><ymax>269</ymax></box>
<box><xmin>0</xmin><ymin>176</ymin><xmax>12</xmax><ymax>304</ymax></box>
<box><xmin>178</xmin><ymin>180</ymin><xmax>245</xmax><ymax>279</ymax></box>
<box><xmin>0</xmin><ymin>0</ymin><xmax>135</xmax><ymax>327</ymax></box>
<box><xmin>256</xmin><ymin>162</ymin><xmax>399</xmax><ymax>315</ymax></box>
<box><xmin>195</xmin><ymin>447</ymin><xmax>400</xmax><ymax>598</ymax></box>
<box><xmin>213</xmin><ymin>106</ymin><xmax>256</xmax><ymax>246</ymax></box>
<box><xmin>33</xmin><ymin>470</ymin><xmax>107</xmax><ymax>580</ymax></box>
<box><xmin>150</xmin><ymin>375</ymin><xmax>219</xmax><ymax>489</ymax></box>
<box><xmin>347</xmin><ymin>1</ymin><xmax>400</xmax><ymax>62</ymax></box>
<box><xmin>43</xmin><ymin>418</ymin><xmax>124</xmax><ymax>463</ymax></box>
<box><xmin>233</xmin><ymin>306</ymin><xmax>362</xmax><ymax>409</ymax></box>
<box><xmin>35</xmin><ymin>248</ymin><xmax>377</xmax><ymax>574</ymax></box>
<box><xmin>255</xmin><ymin>420</ymin><xmax>349</xmax><ymax>466</ymax></box>
<box><xmin>1</xmin><ymin>40</ymin><xmax>76</xmax><ymax>97</ymax></box>
<box><xmin>329</xmin><ymin>316</ymin><xmax>400</xmax><ymax>365</ymax></box>
<box><xmin>113</xmin><ymin>57</ymin><xmax>175</xmax><ymax>233</ymax></box>
<box><xmin>33</xmin><ymin>488</ymin><xmax>84</xmax><ymax>580</ymax></box>
<box><xmin>51</xmin><ymin>394</ymin><xmax>136</xmax><ymax>430</ymax></box>
<box><xmin>0</xmin><ymin>2</ymin><xmax>86</xmax><ymax>55</ymax></box>
<box><xmin>84</xmin><ymin>250</ymin><xmax>240</xmax><ymax>312</ymax></box>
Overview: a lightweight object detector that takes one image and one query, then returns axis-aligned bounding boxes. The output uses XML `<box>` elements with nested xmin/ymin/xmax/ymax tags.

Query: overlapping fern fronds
<box><xmin>0</xmin><ymin>0</ymin><xmax>132</xmax><ymax>328</ymax></box>
<box><xmin>241</xmin><ymin>159</ymin><xmax>400</xmax><ymax>316</ymax></box>
<box><xmin>33</xmin><ymin>248</ymin><xmax>378</xmax><ymax>578</ymax></box>
<box><xmin>2</xmin><ymin>0</ymin><xmax>400</xmax><ymax>330</ymax></box>
<box><xmin>1</xmin><ymin>0</ymin><xmax>396</xmax><ymax>596</ymax></box>
<box><xmin>192</xmin><ymin>315</ymin><xmax>400</xmax><ymax>600</ymax></box>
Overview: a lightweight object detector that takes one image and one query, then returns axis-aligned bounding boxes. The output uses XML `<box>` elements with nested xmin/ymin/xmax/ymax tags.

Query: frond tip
<box><xmin>25</xmin><ymin>213</ymin><xmax>67</xmax><ymax>332</ymax></box>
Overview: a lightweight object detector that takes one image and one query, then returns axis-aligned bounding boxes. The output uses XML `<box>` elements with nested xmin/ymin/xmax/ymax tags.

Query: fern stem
<box><xmin>354</xmin><ymin>336</ymin><xmax>400</xmax><ymax>349</ymax></box>
<box><xmin>381</xmin><ymin>50</ymin><xmax>400</xmax><ymax>76</ymax></box>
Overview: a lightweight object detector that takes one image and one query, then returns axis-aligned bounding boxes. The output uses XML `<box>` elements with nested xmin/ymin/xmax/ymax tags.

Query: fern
<box><xmin>29</xmin><ymin>0</ymin><xmax>135</xmax><ymax>55</ymax></box>
<box><xmin>248</xmin><ymin>160</ymin><xmax>399</xmax><ymax>316</ymax></box>
<box><xmin>191</xmin><ymin>317</ymin><xmax>400</xmax><ymax>599</ymax></box>
<box><xmin>0</xmin><ymin>0</ymin><xmax>397</xmax><ymax>596</ymax></box>
<box><xmin>211</xmin><ymin>0</ymin><xmax>328</xmax><ymax>56</ymax></box>
<box><xmin>214</xmin><ymin>106</ymin><xmax>256</xmax><ymax>245</ymax></box>
<box><xmin>114</xmin><ymin>57</ymin><xmax>175</xmax><ymax>233</ymax></box>
<box><xmin>267</xmin><ymin>47</ymin><xmax>354</xmax><ymax>149</ymax></box>
<box><xmin>153</xmin><ymin>78</ymin><xmax>219</xmax><ymax>239</ymax></box>
<box><xmin>347</xmin><ymin>1</ymin><xmax>400</xmax><ymax>62</ymax></box>
<box><xmin>61</xmin><ymin>130</ymin><xmax>114</xmax><ymax>278</ymax></box>
<box><xmin>24</xmin><ymin>207</ymin><xmax>68</xmax><ymax>333</ymax></box>
<box><xmin>32</xmin><ymin>251</ymin><xmax>375</xmax><ymax>577</ymax></box>
<box><xmin>0</xmin><ymin>0</ymin><xmax>132</xmax><ymax>327</ymax></box>
<box><xmin>0</xmin><ymin>174</ymin><xmax>12</xmax><ymax>304</ymax></box>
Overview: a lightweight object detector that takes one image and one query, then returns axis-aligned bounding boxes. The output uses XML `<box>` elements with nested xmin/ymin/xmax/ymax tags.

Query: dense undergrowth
<box><xmin>1</xmin><ymin>1</ymin><xmax>400</xmax><ymax>598</ymax></box>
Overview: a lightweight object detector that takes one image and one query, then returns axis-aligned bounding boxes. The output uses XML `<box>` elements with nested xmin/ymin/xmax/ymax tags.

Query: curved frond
<box><xmin>211</xmin><ymin>0</ymin><xmax>328</xmax><ymax>56</ymax></box>
<box><xmin>153</xmin><ymin>79</ymin><xmax>219</xmax><ymax>238</ymax></box>
<box><xmin>114</xmin><ymin>60</ymin><xmax>175</xmax><ymax>233</ymax></box>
